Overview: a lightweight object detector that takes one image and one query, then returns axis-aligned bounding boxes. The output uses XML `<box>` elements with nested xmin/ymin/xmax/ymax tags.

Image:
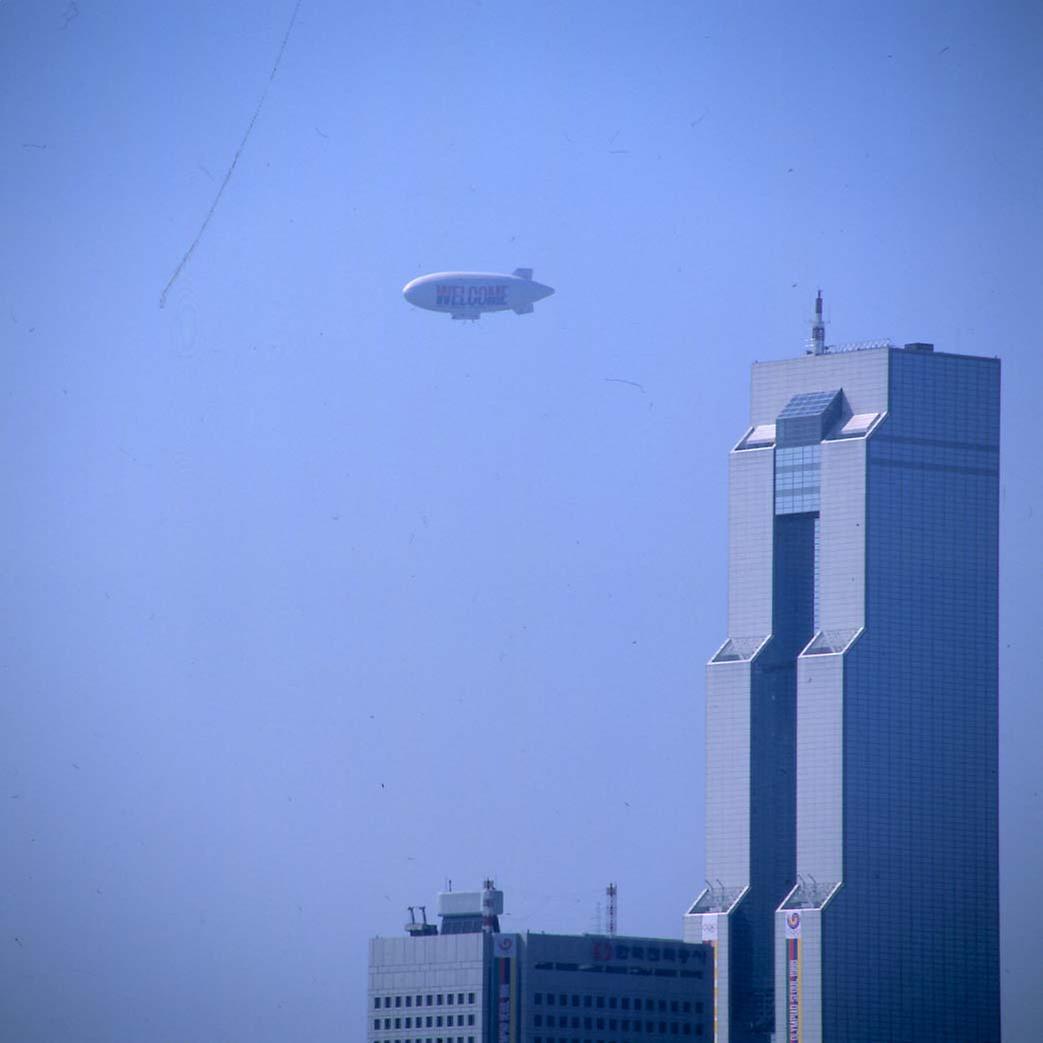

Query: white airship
<box><xmin>402</xmin><ymin>268</ymin><xmax>554</xmax><ymax>320</ymax></box>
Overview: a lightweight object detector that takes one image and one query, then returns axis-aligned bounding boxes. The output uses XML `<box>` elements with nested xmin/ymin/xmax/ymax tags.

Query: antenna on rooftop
<box><xmin>606</xmin><ymin>883</ymin><xmax>618</xmax><ymax>937</ymax></box>
<box><xmin>481</xmin><ymin>879</ymin><xmax>498</xmax><ymax>933</ymax></box>
<box><xmin>405</xmin><ymin>903</ymin><xmax>437</xmax><ymax>936</ymax></box>
<box><xmin>810</xmin><ymin>290</ymin><xmax>828</xmax><ymax>355</ymax></box>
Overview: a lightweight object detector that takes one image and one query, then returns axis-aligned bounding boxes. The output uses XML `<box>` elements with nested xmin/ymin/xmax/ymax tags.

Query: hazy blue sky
<box><xmin>2</xmin><ymin>1</ymin><xmax>1040</xmax><ymax>1040</ymax></box>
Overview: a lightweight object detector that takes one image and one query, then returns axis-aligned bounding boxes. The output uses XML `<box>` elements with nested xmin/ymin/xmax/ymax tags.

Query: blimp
<box><xmin>402</xmin><ymin>268</ymin><xmax>554</xmax><ymax>320</ymax></box>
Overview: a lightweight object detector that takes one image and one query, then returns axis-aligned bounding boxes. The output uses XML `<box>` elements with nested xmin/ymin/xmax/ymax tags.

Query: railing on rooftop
<box><xmin>805</xmin><ymin>338</ymin><xmax>895</xmax><ymax>355</ymax></box>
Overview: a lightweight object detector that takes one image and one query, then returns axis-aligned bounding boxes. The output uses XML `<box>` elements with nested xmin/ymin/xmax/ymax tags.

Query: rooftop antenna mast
<box><xmin>405</xmin><ymin>903</ymin><xmax>437</xmax><ymax>937</ymax></box>
<box><xmin>606</xmin><ymin>883</ymin><xmax>618</xmax><ymax>937</ymax></box>
<box><xmin>810</xmin><ymin>290</ymin><xmax>828</xmax><ymax>355</ymax></box>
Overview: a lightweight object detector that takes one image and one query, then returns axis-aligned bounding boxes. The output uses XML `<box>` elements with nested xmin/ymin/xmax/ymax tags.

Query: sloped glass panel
<box><xmin>710</xmin><ymin>635</ymin><xmax>768</xmax><ymax>663</ymax></box>
<box><xmin>801</xmin><ymin>628</ymin><xmax>862</xmax><ymax>656</ymax></box>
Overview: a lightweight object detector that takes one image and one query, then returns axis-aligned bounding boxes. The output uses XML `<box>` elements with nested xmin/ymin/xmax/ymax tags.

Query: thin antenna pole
<box><xmin>811</xmin><ymin>290</ymin><xmax>827</xmax><ymax>355</ymax></box>
<box><xmin>606</xmin><ymin>883</ymin><xmax>618</xmax><ymax>937</ymax></box>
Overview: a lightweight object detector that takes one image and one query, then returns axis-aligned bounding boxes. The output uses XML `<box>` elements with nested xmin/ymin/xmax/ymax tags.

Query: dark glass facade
<box><xmin>823</xmin><ymin>351</ymin><xmax>1000</xmax><ymax>1041</ymax></box>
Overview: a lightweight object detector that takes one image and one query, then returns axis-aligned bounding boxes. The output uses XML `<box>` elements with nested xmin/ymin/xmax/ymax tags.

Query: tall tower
<box><xmin>685</xmin><ymin>320</ymin><xmax>1000</xmax><ymax>1043</ymax></box>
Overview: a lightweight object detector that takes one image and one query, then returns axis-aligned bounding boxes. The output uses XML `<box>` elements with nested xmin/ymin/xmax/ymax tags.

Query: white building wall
<box><xmin>750</xmin><ymin>350</ymin><xmax>889</xmax><ymax>424</ymax></box>
<box><xmin>726</xmin><ymin>449</ymin><xmax>774</xmax><ymax>640</ymax></box>
<box><xmin>818</xmin><ymin>437</ymin><xmax>868</xmax><ymax>632</ymax></box>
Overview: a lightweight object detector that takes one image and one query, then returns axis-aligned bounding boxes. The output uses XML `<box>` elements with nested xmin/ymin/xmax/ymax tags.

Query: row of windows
<box><xmin>534</xmin><ymin>994</ymin><xmax>698</xmax><ymax>1014</ymax></box>
<box><xmin>372</xmin><ymin>1037</ymin><xmax>474</xmax><ymax>1043</ymax></box>
<box><xmin>375</xmin><ymin>1014</ymin><xmax>476</xmax><ymax>1030</ymax></box>
<box><xmin>533</xmin><ymin>1030</ymin><xmax>702</xmax><ymax>1043</ymax></box>
<box><xmin>531</xmin><ymin>964</ymin><xmax>703</xmax><ymax>981</ymax></box>
<box><xmin>375</xmin><ymin>993</ymin><xmax>476</xmax><ymax>1010</ymax></box>
<box><xmin>534</xmin><ymin>1014</ymin><xmax>703</xmax><ymax>1034</ymax></box>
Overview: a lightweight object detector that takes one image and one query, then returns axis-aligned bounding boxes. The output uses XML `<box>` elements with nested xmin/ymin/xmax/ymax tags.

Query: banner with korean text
<box><xmin>784</xmin><ymin>912</ymin><xmax>802</xmax><ymax>1043</ymax></box>
<box><xmin>493</xmin><ymin>934</ymin><xmax>518</xmax><ymax>1043</ymax></box>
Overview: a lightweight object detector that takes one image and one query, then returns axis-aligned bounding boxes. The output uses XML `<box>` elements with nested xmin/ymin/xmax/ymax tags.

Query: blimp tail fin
<box><xmin>512</xmin><ymin>267</ymin><xmax>533</xmax><ymax>280</ymax></box>
<box><xmin>513</xmin><ymin>302</ymin><xmax>534</xmax><ymax>315</ymax></box>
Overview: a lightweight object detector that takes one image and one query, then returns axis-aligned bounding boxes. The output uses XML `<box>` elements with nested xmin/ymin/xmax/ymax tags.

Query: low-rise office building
<box><xmin>369</xmin><ymin>883</ymin><xmax>713</xmax><ymax>1043</ymax></box>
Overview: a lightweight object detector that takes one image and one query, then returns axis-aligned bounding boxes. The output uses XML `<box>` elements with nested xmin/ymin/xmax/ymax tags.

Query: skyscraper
<box><xmin>684</xmin><ymin>309</ymin><xmax>1000</xmax><ymax>1043</ymax></box>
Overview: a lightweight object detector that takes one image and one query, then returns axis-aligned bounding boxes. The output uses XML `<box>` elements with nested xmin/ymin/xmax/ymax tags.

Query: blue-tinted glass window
<box><xmin>775</xmin><ymin>444</ymin><xmax>820</xmax><ymax>514</ymax></box>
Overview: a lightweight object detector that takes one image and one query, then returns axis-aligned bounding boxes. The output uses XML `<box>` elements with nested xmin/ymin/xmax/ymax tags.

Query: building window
<box><xmin>384</xmin><ymin>1019</ymin><xmax>391</xmax><ymax>1030</ymax></box>
<box><xmin>547</xmin><ymin>995</ymin><xmax>555</xmax><ymax>1006</ymax></box>
<box><xmin>535</xmin><ymin>1015</ymin><xmax>543</xmax><ymax>1027</ymax></box>
<box><xmin>534</xmin><ymin>994</ymin><xmax>543</xmax><ymax>1005</ymax></box>
<box><xmin>437</xmin><ymin>995</ymin><xmax>444</xmax><ymax>1005</ymax></box>
<box><xmin>427</xmin><ymin>996</ymin><xmax>433</xmax><ymax>1007</ymax></box>
<box><xmin>468</xmin><ymin>993</ymin><xmax>475</xmax><ymax>1005</ymax></box>
<box><xmin>458</xmin><ymin>994</ymin><xmax>464</xmax><ymax>1005</ymax></box>
<box><xmin>407</xmin><ymin>997</ymin><xmax>413</xmax><ymax>1008</ymax></box>
<box><xmin>373</xmin><ymin>1020</ymin><xmax>380</xmax><ymax>1030</ymax></box>
<box><xmin>395</xmin><ymin>1019</ymin><xmax>401</xmax><ymax>1029</ymax></box>
<box><xmin>621</xmin><ymin>999</ymin><xmax>630</xmax><ymax>1011</ymax></box>
<box><xmin>374</xmin><ymin>999</ymin><xmax>381</xmax><ymax>1010</ymax></box>
<box><xmin>385</xmin><ymin>998</ymin><xmax>392</xmax><ymax>1009</ymax></box>
<box><xmin>775</xmin><ymin>443</ymin><xmax>822</xmax><ymax>515</ymax></box>
<box><xmin>436</xmin><ymin>1016</ymin><xmax>442</xmax><ymax>1027</ymax></box>
<box><xmin>467</xmin><ymin>1014</ymin><xmax>474</xmax><ymax>1026</ymax></box>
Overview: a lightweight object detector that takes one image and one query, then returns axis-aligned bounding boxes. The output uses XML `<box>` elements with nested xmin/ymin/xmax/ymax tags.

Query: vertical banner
<box><xmin>785</xmin><ymin>912</ymin><xmax>802</xmax><ymax>1043</ymax></box>
<box><xmin>493</xmin><ymin>934</ymin><xmax>518</xmax><ymax>1043</ymax></box>
<box><xmin>700</xmin><ymin>916</ymin><xmax>718</xmax><ymax>1041</ymax></box>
